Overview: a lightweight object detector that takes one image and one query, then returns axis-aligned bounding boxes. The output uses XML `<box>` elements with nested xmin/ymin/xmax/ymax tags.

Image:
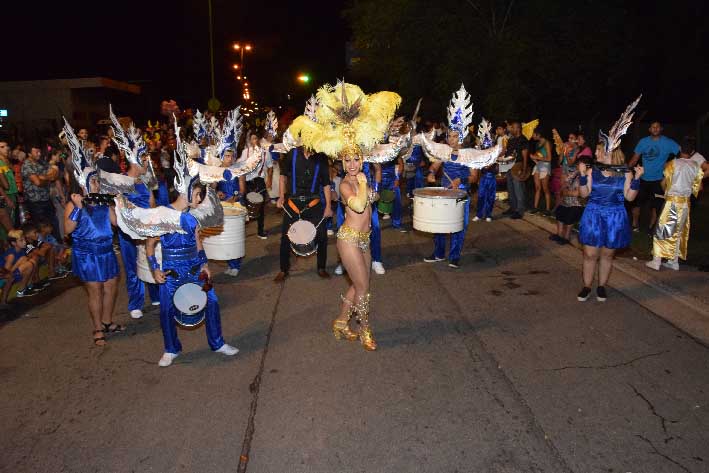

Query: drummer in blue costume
<box><xmin>377</xmin><ymin>155</ymin><xmax>405</xmax><ymax>231</ymax></box>
<box><xmin>106</xmin><ymin>106</ymin><xmax>160</xmax><ymax>320</ymax></box>
<box><xmin>403</xmin><ymin>133</ymin><xmax>427</xmax><ymax>198</ymax></box>
<box><xmin>115</xmin><ymin>117</ymin><xmax>260</xmax><ymax>367</ymax></box>
<box><xmin>420</xmin><ymin>85</ymin><xmax>500</xmax><ymax>268</ymax></box>
<box><xmin>577</xmin><ymin>96</ymin><xmax>644</xmax><ymax>302</ymax></box>
<box><xmin>62</xmin><ymin>118</ymin><xmax>123</xmax><ymax>347</ymax></box>
<box><xmin>472</xmin><ymin>119</ymin><xmax>498</xmax><ymax>222</ymax></box>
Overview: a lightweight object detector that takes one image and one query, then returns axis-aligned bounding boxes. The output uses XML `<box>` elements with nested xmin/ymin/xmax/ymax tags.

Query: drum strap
<box><xmin>287</xmin><ymin>198</ymin><xmax>320</xmax><ymax>216</ymax></box>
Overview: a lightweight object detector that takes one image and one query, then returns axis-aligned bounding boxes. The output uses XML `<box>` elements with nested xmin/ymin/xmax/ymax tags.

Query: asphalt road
<box><xmin>1</xmin><ymin>204</ymin><xmax>708</xmax><ymax>473</ymax></box>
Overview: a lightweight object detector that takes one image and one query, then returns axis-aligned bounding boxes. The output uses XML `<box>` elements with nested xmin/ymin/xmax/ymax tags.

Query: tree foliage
<box><xmin>344</xmin><ymin>0</ymin><xmax>708</xmax><ymax>124</ymax></box>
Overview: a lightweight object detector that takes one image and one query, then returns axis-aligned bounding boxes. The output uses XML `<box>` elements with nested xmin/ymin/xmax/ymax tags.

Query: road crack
<box><xmin>236</xmin><ymin>280</ymin><xmax>285</xmax><ymax>473</ymax></box>
<box><xmin>635</xmin><ymin>434</ymin><xmax>693</xmax><ymax>473</ymax></box>
<box><xmin>629</xmin><ymin>384</ymin><xmax>678</xmax><ymax>439</ymax></box>
<box><xmin>543</xmin><ymin>350</ymin><xmax>669</xmax><ymax>371</ymax></box>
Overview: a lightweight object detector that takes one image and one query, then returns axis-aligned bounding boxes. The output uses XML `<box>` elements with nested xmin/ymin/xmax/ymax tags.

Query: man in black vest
<box><xmin>274</xmin><ymin>147</ymin><xmax>332</xmax><ymax>282</ymax></box>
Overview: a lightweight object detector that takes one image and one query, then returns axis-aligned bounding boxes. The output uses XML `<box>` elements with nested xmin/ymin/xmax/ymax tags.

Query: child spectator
<box><xmin>550</xmin><ymin>160</ymin><xmax>584</xmax><ymax>245</ymax></box>
<box><xmin>2</xmin><ymin>230</ymin><xmax>40</xmax><ymax>301</ymax></box>
<box><xmin>38</xmin><ymin>222</ymin><xmax>70</xmax><ymax>275</ymax></box>
<box><xmin>21</xmin><ymin>223</ymin><xmax>57</xmax><ymax>284</ymax></box>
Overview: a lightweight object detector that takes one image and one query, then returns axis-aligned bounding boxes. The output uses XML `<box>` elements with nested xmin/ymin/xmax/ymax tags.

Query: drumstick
<box><xmin>282</xmin><ymin>206</ymin><xmax>294</xmax><ymax>219</ymax></box>
<box><xmin>442</xmin><ymin>169</ymin><xmax>456</xmax><ymax>188</ymax></box>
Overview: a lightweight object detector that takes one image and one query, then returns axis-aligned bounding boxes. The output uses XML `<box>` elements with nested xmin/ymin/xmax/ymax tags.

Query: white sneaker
<box><xmin>151</xmin><ymin>301</ymin><xmax>161</xmax><ymax>306</ymax></box>
<box><xmin>662</xmin><ymin>259</ymin><xmax>680</xmax><ymax>271</ymax></box>
<box><xmin>215</xmin><ymin>343</ymin><xmax>239</xmax><ymax>356</ymax></box>
<box><xmin>334</xmin><ymin>264</ymin><xmax>344</xmax><ymax>275</ymax></box>
<box><xmin>372</xmin><ymin>261</ymin><xmax>386</xmax><ymax>275</ymax></box>
<box><xmin>472</xmin><ymin>216</ymin><xmax>480</xmax><ymax>222</ymax></box>
<box><xmin>485</xmin><ymin>217</ymin><xmax>492</xmax><ymax>222</ymax></box>
<box><xmin>225</xmin><ymin>268</ymin><xmax>239</xmax><ymax>277</ymax></box>
<box><xmin>382</xmin><ymin>214</ymin><xmax>391</xmax><ymax>220</ymax></box>
<box><xmin>327</xmin><ymin>229</ymin><xmax>334</xmax><ymax>236</ymax></box>
<box><xmin>645</xmin><ymin>259</ymin><xmax>661</xmax><ymax>271</ymax></box>
<box><xmin>130</xmin><ymin>309</ymin><xmax>144</xmax><ymax>319</ymax></box>
<box><xmin>158</xmin><ymin>352</ymin><xmax>179</xmax><ymax>367</ymax></box>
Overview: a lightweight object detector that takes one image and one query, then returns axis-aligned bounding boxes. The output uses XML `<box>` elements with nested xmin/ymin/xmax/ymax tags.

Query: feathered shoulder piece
<box><xmin>419</xmin><ymin>132</ymin><xmax>501</xmax><ymax>169</ymax></box>
<box><xmin>599</xmin><ymin>95</ymin><xmax>642</xmax><ymax>157</ymax></box>
<box><xmin>522</xmin><ymin>119</ymin><xmax>539</xmax><ymax>141</ymax></box>
<box><xmin>63</xmin><ymin>117</ymin><xmax>95</xmax><ymax>193</ymax></box>
<box><xmin>552</xmin><ymin>129</ymin><xmax>565</xmax><ymax>156</ymax></box>
<box><xmin>288</xmin><ymin>80</ymin><xmax>401</xmax><ymax>159</ymax></box>
<box><xmin>114</xmin><ymin>194</ymin><xmax>185</xmax><ymax>239</ymax></box>
<box><xmin>109</xmin><ymin>105</ymin><xmax>146</xmax><ymax>166</ymax></box>
<box><xmin>447</xmin><ymin>84</ymin><xmax>473</xmax><ymax>144</ymax></box>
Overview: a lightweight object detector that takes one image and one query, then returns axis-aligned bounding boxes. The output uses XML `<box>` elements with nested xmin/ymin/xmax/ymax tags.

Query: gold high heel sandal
<box><xmin>355</xmin><ymin>293</ymin><xmax>377</xmax><ymax>351</ymax></box>
<box><xmin>333</xmin><ymin>295</ymin><xmax>358</xmax><ymax>341</ymax></box>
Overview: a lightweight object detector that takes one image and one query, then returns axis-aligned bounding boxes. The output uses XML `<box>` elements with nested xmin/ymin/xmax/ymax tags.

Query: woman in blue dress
<box><xmin>577</xmin><ymin>145</ymin><xmax>643</xmax><ymax>302</ymax></box>
<box><xmin>63</xmin><ymin>118</ymin><xmax>122</xmax><ymax>346</ymax></box>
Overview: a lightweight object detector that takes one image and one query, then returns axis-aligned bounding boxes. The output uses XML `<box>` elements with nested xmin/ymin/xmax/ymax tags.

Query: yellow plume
<box><xmin>522</xmin><ymin>119</ymin><xmax>539</xmax><ymax>140</ymax></box>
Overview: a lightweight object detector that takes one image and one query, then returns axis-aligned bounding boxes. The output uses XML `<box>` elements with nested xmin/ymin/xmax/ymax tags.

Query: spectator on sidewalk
<box><xmin>2</xmin><ymin>229</ymin><xmax>40</xmax><ymax>301</ymax></box>
<box><xmin>628</xmin><ymin>121</ymin><xmax>680</xmax><ymax>233</ymax></box>
<box><xmin>94</xmin><ymin>136</ymin><xmax>121</xmax><ymax>174</ymax></box>
<box><xmin>646</xmin><ymin>139</ymin><xmax>704</xmax><ymax>271</ymax></box>
<box><xmin>550</xmin><ymin>160</ymin><xmax>583</xmax><ymax>245</ymax></box>
<box><xmin>21</xmin><ymin>145</ymin><xmax>61</xmax><ymax>240</ymax></box>
<box><xmin>0</xmin><ymin>141</ymin><xmax>18</xmax><ymax>228</ymax></box>
<box><xmin>502</xmin><ymin>120</ymin><xmax>529</xmax><ymax>219</ymax></box>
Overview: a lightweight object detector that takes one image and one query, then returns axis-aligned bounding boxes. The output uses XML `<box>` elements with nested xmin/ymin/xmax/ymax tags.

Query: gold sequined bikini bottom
<box><xmin>337</xmin><ymin>224</ymin><xmax>371</xmax><ymax>252</ymax></box>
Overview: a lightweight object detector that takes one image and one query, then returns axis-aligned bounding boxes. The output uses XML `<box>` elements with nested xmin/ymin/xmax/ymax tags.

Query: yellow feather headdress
<box><xmin>288</xmin><ymin>80</ymin><xmax>401</xmax><ymax>159</ymax></box>
<box><xmin>522</xmin><ymin>119</ymin><xmax>539</xmax><ymax>140</ymax></box>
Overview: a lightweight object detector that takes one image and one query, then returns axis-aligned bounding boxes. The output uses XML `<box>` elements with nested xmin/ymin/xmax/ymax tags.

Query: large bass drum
<box><xmin>136</xmin><ymin>242</ymin><xmax>162</xmax><ymax>284</ymax></box>
<box><xmin>201</xmin><ymin>208</ymin><xmax>247</xmax><ymax>261</ymax></box>
<box><xmin>412</xmin><ymin>187</ymin><xmax>468</xmax><ymax>233</ymax></box>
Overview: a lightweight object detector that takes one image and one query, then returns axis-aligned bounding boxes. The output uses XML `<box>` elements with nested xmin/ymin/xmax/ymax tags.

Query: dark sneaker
<box><xmin>37</xmin><ymin>279</ymin><xmax>51</xmax><ymax>288</ymax></box>
<box><xmin>49</xmin><ymin>272</ymin><xmax>69</xmax><ymax>280</ymax></box>
<box><xmin>528</xmin><ymin>208</ymin><xmax>539</xmax><ymax>215</ymax></box>
<box><xmin>549</xmin><ymin>234</ymin><xmax>561</xmax><ymax>242</ymax></box>
<box><xmin>502</xmin><ymin>208</ymin><xmax>514</xmax><ymax>216</ymax></box>
<box><xmin>448</xmin><ymin>259</ymin><xmax>460</xmax><ymax>269</ymax></box>
<box><xmin>16</xmin><ymin>287</ymin><xmax>38</xmax><ymax>298</ymax></box>
<box><xmin>510</xmin><ymin>212</ymin><xmax>523</xmax><ymax>220</ymax></box>
<box><xmin>596</xmin><ymin>286</ymin><xmax>607</xmax><ymax>302</ymax></box>
<box><xmin>395</xmin><ymin>226</ymin><xmax>409</xmax><ymax>233</ymax></box>
<box><xmin>423</xmin><ymin>255</ymin><xmax>445</xmax><ymax>263</ymax></box>
<box><xmin>556</xmin><ymin>237</ymin><xmax>570</xmax><ymax>245</ymax></box>
<box><xmin>577</xmin><ymin>287</ymin><xmax>592</xmax><ymax>302</ymax></box>
<box><xmin>257</xmin><ymin>233</ymin><xmax>268</xmax><ymax>240</ymax></box>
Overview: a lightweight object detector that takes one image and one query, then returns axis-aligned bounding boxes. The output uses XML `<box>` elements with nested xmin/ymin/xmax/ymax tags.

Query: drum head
<box><xmin>288</xmin><ymin>220</ymin><xmax>317</xmax><ymax>244</ymax></box>
<box><xmin>413</xmin><ymin>187</ymin><xmax>467</xmax><ymax>199</ymax></box>
<box><xmin>247</xmin><ymin>192</ymin><xmax>264</xmax><ymax>204</ymax></box>
<box><xmin>173</xmin><ymin>283</ymin><xmax>208</xmax><ymax>315</ymax></box>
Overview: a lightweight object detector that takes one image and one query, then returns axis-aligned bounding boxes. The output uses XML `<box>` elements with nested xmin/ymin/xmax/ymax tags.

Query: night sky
<box><xmin>4</xmin><ymin>0</ymin><xmax>348</xmax><ymax>113</ymax></box>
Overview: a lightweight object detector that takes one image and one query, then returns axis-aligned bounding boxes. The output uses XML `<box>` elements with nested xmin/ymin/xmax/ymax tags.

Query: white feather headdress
<box><xmin>265</xmin><ymin>110</ymin><xmax>278</xmax><ymax>138</ymax></box>
<box><xmin>447</xmin><ymin>84</ymin><xmax>473</xmax><ymax>144</ymax></box>
<box><xmin>599</xmin><ymin>95</ymin><xmax>642</xmax><ymax>157</ymax></box>
<box><xmin>477</xmin><ymin>118</ymin><xmax>493</xmax><ymax>149</ymax></box>
<box><xmin>109</xmin><ymin>105</ymin><xmax>147</xmax><ymax>167</ymax></box>
<box><xmin>63</xmin><ymin>117</ymin><xmax>96</xmax><ymax>194</ymax></box>
<box><xmin>192</xmin><ymin>110</ymin><xmax>207</xmax><ymax>142</ymax></box>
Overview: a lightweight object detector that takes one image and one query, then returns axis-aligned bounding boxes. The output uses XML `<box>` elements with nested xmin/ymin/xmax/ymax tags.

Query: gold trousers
<box><xmin>653</xmin><ymin>195</ymin><xmax>691</xmax><ymax>260</ymax></box>
<box><xmin>337</xmin><ymin>224</ymin><xmax>371</xmax><ymax>252</ymax></box>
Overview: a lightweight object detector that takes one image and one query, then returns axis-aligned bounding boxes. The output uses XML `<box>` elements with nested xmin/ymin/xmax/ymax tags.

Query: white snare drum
<box><xmin>173</xmin><ymin>282</ymin><xmax>207</xmax><ymax>327</ymax></box>
<box><xmin>201</xmin><ymin>213</ymin><xmax>246</xmax><ymax>260</ymax></box>
<box><xmin>412</xmin><ymin>187</ymin><xmax>468</xmax><ymax>233</ymax></box>
<box><xmin>288</xmin><ymin>220</ymin><xmax>317</xmax><ymax>256</ymax></box>
<box><xmin>246</xmin><ymin>192</ymin><xmax>264</xmax><ymax>219</ymax></box>
<box><xmin>136</xmin><ymin>242</ymin><xmax>162</xmax><ymax>284</ymax></box>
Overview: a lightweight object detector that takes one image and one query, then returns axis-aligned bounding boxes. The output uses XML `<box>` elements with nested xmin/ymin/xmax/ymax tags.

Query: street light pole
<box><xmin>207</xmin><ymin>0</ymin><xmax>216</xmax><ymax>100</ymax></box>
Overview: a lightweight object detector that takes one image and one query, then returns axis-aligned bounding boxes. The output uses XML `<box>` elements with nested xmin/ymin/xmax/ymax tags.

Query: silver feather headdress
<box><xmin>304</xmin><ymin>95</ymin><xmax>319</xmax><ymax>122</ymax></box>
<box><xmin>215</xmin><ymin>107</ymin><xmax>243</xmax><ymax>160</ymax></box>
<box><xmin>447</xmin><ymin>84</ymin><xmax>474</xmax><ymax>144</ymax></box>
<box><xmin>63</xmin><ymin>117</ymin><xmax>96</xmax><ymax>194</ymax></box>
<box><xmin>192</xmin><ymin>110</ymin><xmax>207</xmax><ymax>142</ymax></box>
<box><xmin>477</xmin><ymin>118</ymin><xmax>493</xmax><ymax>150</ymax></box>
<box><xmin>173</xmin><ymin>116</ymin><xmax>199</xmax><ymax>201</ymax></box>
<box><xmin>264</xmin><ymin>110</ymin><xmax>278</xmax><ymax>138</ymax></box>
<box><xmin>109</xmin><ymin>105</ymin><xmax>147</xmax><ymax>167</ymax></box>
<box><xmin>598</xmin><ymin>95</ymin><xmax>642</xmax><ymax>157</ymax></box>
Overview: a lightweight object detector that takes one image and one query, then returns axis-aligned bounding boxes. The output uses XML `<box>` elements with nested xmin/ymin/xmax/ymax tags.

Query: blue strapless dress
<box><xmin>71</xmin><ymin>205</ymin><xmax>119</xmax><ymax>282</ymax></box>
<box><xmin>579</xmin><ymin>169</ymin><xmax>631</xmax><ymax>249</ymax></box>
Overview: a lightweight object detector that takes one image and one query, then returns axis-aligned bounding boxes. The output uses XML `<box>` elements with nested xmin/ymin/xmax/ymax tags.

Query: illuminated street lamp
<box><xmin>232</xmin><ymin>42</ymin><xmax>253</xmax><ymax>76</ymax></box>
<box><xmin>232</xmin><ymin>64</ymin><xmax>239</xmax><ymax>70</ymax></box>
<box><xmin>297</xmin><ymin>74</ymin><xmax>310</xmax><ymax>84</ymax></box>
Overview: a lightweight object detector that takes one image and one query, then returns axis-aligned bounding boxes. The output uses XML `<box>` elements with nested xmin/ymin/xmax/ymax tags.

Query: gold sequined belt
<box><xmin>665</xmin><ymin>195</ymin><xmax>690</xmax><ymax>204</ymax></box>
<box><xmin>337</xmin><ymin>224</ymin><xmax>371</xmax><ymax>251</ymax></box>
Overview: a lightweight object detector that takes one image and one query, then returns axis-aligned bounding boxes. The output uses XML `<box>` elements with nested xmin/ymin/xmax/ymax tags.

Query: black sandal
<box><xmin>93</xmin><ymin>330</ymin><xmax>106</xmax><ymax>347</ymax></box>
<box><xmin>102</xmin><ymin>322</ymin><xmax>126</xmax><ymax>333</ymax></box>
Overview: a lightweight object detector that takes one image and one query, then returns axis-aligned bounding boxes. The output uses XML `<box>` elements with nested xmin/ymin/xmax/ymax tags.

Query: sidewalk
<box><xmin>501</xmin><ymin>204</ymin><xmax>709</xmax><ymax>345</ymax></box>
